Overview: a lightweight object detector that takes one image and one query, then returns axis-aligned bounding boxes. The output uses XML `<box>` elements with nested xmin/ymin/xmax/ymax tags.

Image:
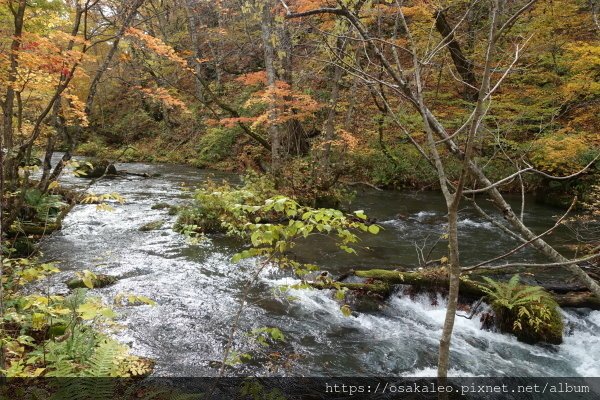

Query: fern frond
<box><xmin>84</xmin><ymin>339</ymin><xmax>122</xmax><ymax>377</ymax></box>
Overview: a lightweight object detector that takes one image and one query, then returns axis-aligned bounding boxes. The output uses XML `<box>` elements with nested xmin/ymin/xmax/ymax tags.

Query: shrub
<box><xmin>194</xmin><ymin>126</ymin><xmax>240</xmax><ymax>168</ymax></box>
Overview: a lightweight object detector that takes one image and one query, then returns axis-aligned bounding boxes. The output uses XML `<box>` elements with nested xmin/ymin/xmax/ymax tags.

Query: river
<box><xmin>38</xmin><ymin>158</ymin><xmax>600</xmax><ymax>377</ymax></box>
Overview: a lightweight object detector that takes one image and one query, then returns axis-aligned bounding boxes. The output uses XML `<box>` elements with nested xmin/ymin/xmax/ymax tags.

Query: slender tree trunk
<box><xmin>322</xmin><ymin>36</ymin><xmax>347</xmax><ymax>168</ymax></box>
<box><xmin>184</xmin><ymin>0</ymin><xmax>205</xmax><ymax>102</ymax></box>
<box><xmin>1</xmin><ymin>0</ymin><xmax>27</xmax><ymax>186</ymax></box>
<box><xmin>260</xmin><ymin>0</ymin><xmax>283</xmax><ymax>173</ymax></box>
<box><xmin>437</xmin><ymin>206</ymin><xmax>461</xmax><ymax>378</ymax></box>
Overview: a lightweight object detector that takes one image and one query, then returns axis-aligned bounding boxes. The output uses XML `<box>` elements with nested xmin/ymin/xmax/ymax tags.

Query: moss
<box><xmin>66</xmin><ymin>274</ymin><xmax>118</xmax><ymax>289</ymax></box>
<box><xmin>139</xmin><ymin>220</ymin><xmax>165</xmax><ymax>231</ymax></box>
<box><xmin>496</xmin><ymin>304</ymin><xmax>563</xmax><ymax>345</ymax></box>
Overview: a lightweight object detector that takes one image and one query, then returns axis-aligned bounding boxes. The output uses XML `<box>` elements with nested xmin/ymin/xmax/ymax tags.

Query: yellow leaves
<box><xmin>63</xmin><ymin>92</ymin><xmax>89</xmax><ymax>127</ymax></box>
<box><xmin>76</xmin><ymin>270</ymin><xmax>97</xmax><ymax>289</ymax></box>
<box><xmin>530</xmin><ymin>134</ymin><xmax>591</xmax><ymax>175</ymax></box>
<box><xmin>562</xmin><ymin>42</ymin><xmax>600</xmax><ymax>100</ymax></box>
<box><xmin>114</xmin><ymin>293</ymin><xmax>157</xmax><ymax>307</ymax></box>
<box><xmin>81</xmin><ymin>192</ymin><xmax>126</xmax><ymax>212</ymax></box>
<box><xmin>77</xmin><ymin>301</ymin><xmax>117</xmax><ymax>320</ymax></box>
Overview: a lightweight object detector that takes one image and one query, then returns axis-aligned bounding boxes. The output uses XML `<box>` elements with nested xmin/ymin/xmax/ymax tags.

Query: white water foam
<box><xmin>262</xmin><ymin>277</ymin><xmax>600</xmax><ymax>377</ymax></box>
<box><xmin>458</xmin><ymin>218</ymin><xmax>494</xmax><ymax>230</ymax></box>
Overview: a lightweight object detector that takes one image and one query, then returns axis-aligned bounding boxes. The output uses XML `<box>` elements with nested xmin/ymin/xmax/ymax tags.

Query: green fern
<box><xmin>479</xmin><ymin>274</ymin><xmax>547</xmax><ymax>311</ymax></box>
<box><xmin>478</xmin><ymin>274</ymin><xmax>563</xmax><ymax>343</ymax></box>
<box><xmin>48</xmin><ymin>340</ymin><xmax>124</xmax><ymax>400</ymax></box>
<box><xmin>84</xmin><ymin>339</ymin><xmax>123</xmax><ymax>377</ymax></box>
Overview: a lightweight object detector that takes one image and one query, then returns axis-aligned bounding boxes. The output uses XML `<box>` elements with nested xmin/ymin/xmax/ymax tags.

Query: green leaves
<box><xmin>250</xmin><ymin>327</ymin><xmax>286</xmax><ymax>347</ymax></box>
<box><xmin>368</xmin><ymin>224</ymin><xmax>380</xmax><ymax>234</ymax></box>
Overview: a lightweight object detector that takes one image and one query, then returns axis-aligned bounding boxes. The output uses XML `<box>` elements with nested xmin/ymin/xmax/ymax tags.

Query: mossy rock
<box><xmin>151</xmin><ymin>202</ymin><xmax>171</xmax><ymax>210</ymax></box>
<box><xmin>495</xmin><ymin>305</ymin><xmax>563</xmax><ymax>345</ymax></box>
<box><xmin>174</xmin><ymin>215</ymin><xmax>225</xmax><ymax>234</ymax></box>
<box><xmin>139</xmin><ymin>220</ymin><xmax>165</xmax><ymax>231</ymax></box>
<box><xmin>75</xmin><ymin>160</ymin><xmax>118</xmax><ymax>178</ymax></box>
<box><xmin>66</xmin><ymin>274</ymin><xmax>118</xmax><ymax>289</ymax></box>
<box><xmin>167</xmin><ymin>206</ymin><xmax>180</xmax><ymax>216</ymax></box>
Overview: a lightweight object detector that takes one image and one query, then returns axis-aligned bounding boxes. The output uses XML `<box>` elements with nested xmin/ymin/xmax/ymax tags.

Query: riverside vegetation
<box><xmin>0</xmin><ymin>0</ymin><xmax>598</xmax><ymax>385</ymax></box>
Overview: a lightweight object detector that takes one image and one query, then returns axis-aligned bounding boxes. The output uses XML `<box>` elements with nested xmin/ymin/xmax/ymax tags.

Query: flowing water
<box><xmin>38</xmin><ymin>157</ymin><xmax>600</xmax><ymax>377</ymax></box>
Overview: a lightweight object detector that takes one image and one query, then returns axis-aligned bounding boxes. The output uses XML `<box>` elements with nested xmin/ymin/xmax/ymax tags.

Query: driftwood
<box><xmin>310</xmin><ymin>268</ymin><xmax>600</xmax><ymax>310</ymax></box>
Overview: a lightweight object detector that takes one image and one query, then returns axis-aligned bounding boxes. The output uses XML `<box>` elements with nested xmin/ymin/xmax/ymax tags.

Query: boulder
<box><xmin>139</xmin><ymin>220</ymin><xmax>165</xmax><ymax>231</ymax></box>
<box><xmin>66</xmin><ymin>274</ymin><xmax>118</xmax><ymax>289</ymax></box>
<box><xmin>75</xmin><ymin>160</ymin><xmax>118</xmax><ymax>178</ymax></box>
<box><xmin>151</xmin><ymin>203</ymin><xmax>171</xmax><ymax>210</ymax></box>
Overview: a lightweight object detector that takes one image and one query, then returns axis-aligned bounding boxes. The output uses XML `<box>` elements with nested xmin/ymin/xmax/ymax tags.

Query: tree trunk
<box><xmin>434</xmin><ymin>10</ymin><xmax>478</xmax><ymax>101</ymax></box>
<box><xmin>260</xmin><ymin>0</ymin><xmax>283</xmax><ymax>173</ymax></box>
<box><xmin>184</xmin><ymin>0</ymin><xmax>206</xmax><ymax>102</ymax></box>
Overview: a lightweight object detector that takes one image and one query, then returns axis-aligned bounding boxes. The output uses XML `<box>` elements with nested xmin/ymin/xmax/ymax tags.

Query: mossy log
<box><xmin>309</xmin><ymin>281</ymin><xmax>391</xmax><ymax>294</ymax></box>
<box><xmin>10</xmin><ymin>222</ymin><xmax>62</xmax><ymax>236</ymax></box>
<box><xmin>347</xmin><ymin>269</ymin><xmax>600</xmax><ymax>310</ymax></box>
<box><xmin>66</xmin><ymin>274</ymin><xmax>118</xmax><ymax>289</ymax></box>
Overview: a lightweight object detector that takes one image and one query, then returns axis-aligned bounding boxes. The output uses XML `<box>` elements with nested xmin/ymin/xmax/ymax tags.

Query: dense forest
<box><xmin>0</xmin><ymin>0</ymin><xmax>599</xmax><ymax>395</ymax></box>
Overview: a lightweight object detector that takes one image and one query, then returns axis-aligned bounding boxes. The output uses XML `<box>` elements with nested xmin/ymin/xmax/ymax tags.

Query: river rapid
<box><xmin>38</xmin><ymin>158</ymin><xmax>600</xmax><ymax>377</ymax></box>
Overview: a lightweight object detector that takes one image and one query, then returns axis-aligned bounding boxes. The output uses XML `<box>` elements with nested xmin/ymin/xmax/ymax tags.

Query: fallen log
<box><xmin>9</xmin><ymin>222</ymin><xmax>62</xmax><ymax>236</ymax></box>
<box><xmin>309</xmin><ymin>281</ymin><xmax>390</xmax><ymax>295</ymax></box>
<box><xmin>316</xmin><ymin>268</ymin><xmax>600</xmax><ymax>310</ymax></box>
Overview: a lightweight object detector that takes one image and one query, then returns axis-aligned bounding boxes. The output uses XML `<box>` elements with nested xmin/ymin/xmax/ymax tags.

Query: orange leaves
<box><xmin>246</xmin><ymin>80</ymin><xmax>320</xmax><ymax>129</ymax></box>
<box><xmin>316</xmin><ymin>129</ymin><xmax>360</xmax><ymax>152</ymax></box>
<box><xmin>125</xmin><ymin>28</ymin><xmax>195</xmax><ymax>74</ymax></box>
<box><xmin>211</xmin><ymin>76</ymin><xmax>321</xmax><ymax>130</ymax></box>
<box><xmin>236</xmin><ymin>71</ymin><xmax>268</xmax><ymax>86</ymax></box>
<box><xmin>135</xmin><ymin>86</ymin><xmax>191</xmax><ymax>114</ymax></box>
<box><xmin>0</xmin><ymin>31</ymin><xmax>88</xmax><ymax>105</ymax></box>
<box><xmin>293</xmin><ymin>0</ymin><xmax>335</xmax><ymax>13</ymax></box>
<box><xmin>338</xmin><ymin>129</ymin><xmax>359</xmax><ymax>151</ymax></box>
